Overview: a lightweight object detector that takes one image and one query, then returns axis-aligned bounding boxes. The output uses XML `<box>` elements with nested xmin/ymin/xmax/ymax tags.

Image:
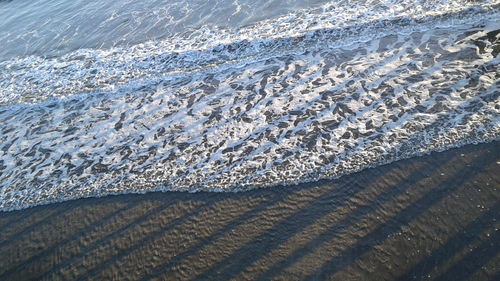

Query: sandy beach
<box><xmin>0</xmin><ymin>141</ymin><xmax>498</xmax><ymax>281</ymax></box>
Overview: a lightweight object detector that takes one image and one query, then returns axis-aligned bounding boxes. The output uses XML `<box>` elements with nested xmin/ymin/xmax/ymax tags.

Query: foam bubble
<box><xmin>0</xmin><ymin>0</ymin><xmax>499</xmax><ymax>211</ymax></box>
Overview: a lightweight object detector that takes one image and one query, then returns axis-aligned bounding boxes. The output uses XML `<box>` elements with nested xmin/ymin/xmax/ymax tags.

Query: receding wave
<box><xmin>0</xmin><ymin>0</ymin><xmax>499</xmax><ymax>211</ymax></box>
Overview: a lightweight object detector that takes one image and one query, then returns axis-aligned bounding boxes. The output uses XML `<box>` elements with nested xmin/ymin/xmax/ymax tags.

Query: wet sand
<box><xmin>0</xmin><ymin>141</ymin><xmax>498</xmax><ymax>281</ymax></box>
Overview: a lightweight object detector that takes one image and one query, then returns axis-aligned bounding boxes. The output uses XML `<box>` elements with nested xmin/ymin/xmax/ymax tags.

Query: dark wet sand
<box><xmin>0</xmin><ymin>141</ymin><xmax>498</xmax><ymax>281</ymax></box>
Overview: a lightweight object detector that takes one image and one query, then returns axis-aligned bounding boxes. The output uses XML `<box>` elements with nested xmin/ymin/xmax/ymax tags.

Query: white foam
<box><xmin>0</xmin><ymin>0</ymin><xmax>499</xmax><ymax>211</ymax></box>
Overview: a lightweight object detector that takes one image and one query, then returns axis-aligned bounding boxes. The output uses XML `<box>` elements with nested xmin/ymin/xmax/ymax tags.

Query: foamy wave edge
<box><xmin>0</xmin><ymin>0</ymin><xmax>499</xmax><ymax>211</ymax></box>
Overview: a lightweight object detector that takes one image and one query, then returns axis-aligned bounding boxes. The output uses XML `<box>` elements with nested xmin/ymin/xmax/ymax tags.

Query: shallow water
<box><xmin>0</xmin><ymin>0</ymin><xmax>499</xmax><ymax>211</ymax></box>
<box><xmin>0</xmin><ymin>0</ymin><xmax>330</xmax><ymax>60</ymax></box>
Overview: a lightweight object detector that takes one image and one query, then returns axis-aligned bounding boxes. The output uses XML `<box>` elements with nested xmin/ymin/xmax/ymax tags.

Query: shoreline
<box><xmin>1</xmin><ymin>138</ymin><xmax>498</xmax><ymax>213</ymax></box>
<box><xmin>0</xmin><ymin>141</ymin><xmax>498</xmax><ymax>280</ymax></box>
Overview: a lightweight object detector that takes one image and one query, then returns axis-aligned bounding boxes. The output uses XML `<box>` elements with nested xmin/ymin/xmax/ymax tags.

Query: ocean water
<box><xmin>0</xmin><ymin>0</ymin><xmax>499</xmax><ymax>211</ymax></box>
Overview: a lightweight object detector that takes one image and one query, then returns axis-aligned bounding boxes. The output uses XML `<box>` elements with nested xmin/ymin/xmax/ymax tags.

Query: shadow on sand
<box><xmin>0</xmin><ymin>141</ymin><xmax>498</xmax><ymax>281</ymax></box>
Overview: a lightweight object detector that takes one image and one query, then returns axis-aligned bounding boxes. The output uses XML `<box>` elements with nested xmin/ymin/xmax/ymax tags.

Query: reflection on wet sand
<box><xmin>0</xmin><ymin>141</ymin><xmax>498</xmax><ymax>281</ymax></box>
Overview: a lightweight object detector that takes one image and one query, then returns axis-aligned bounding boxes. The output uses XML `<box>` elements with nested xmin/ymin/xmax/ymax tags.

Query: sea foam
<box><xmin>0</xmin><ymin>0</ymin><xmax>499</xmax><ymax>211</ymax></box>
